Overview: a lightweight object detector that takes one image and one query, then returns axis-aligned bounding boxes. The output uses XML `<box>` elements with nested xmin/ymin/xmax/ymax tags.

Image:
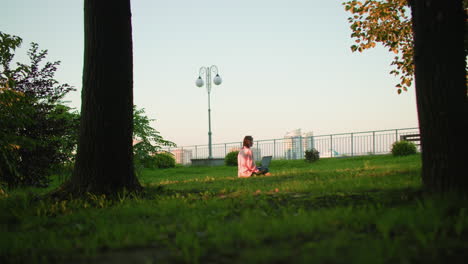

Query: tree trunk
<box><xmin>409</xmin><ymin>0</ymin><xmax>468</xmax><ymax>193</ymax></box>
<box><xmin>67</xmin><ymin>0</ymin><xmax>141</xmax><ymax>195</ymax></box>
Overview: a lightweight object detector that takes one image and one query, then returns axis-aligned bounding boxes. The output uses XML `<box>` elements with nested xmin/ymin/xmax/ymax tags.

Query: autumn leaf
<box><xmin>344</xmin><ymin>0</ymin><xmax>414</xmax><ymax>92</ymax></box>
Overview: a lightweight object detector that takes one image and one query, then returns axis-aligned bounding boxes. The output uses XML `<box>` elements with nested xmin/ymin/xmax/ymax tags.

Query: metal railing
<box><xmin>164</xmin><ymin>127</ymin><xmax>420</xmax><ymax>165</ymax></box>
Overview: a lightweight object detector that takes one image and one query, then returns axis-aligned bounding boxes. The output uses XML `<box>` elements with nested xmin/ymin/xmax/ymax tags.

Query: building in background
<box><xmin>284</xmin><ymin>129</ymin><xmax>314</xmax><ymax>159</ymax></box>
<box><xmin>171</xmin><ymin>149</ymin><xmax>193</xmax><ymax>165</ymax></box>
<box><xmin>303</xmin><ymin>131</ymin><xmax>315</xmax><ymax>150</ymax></box>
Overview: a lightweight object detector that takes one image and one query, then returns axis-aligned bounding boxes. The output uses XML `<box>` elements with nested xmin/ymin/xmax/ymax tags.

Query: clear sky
<box><xmin>2</xmin><ymin>0</ymin><xmax>419</xmax><ymax>146</ymax></box>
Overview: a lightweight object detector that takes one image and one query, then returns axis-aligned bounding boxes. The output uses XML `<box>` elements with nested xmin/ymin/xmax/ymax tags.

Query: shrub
<box><xmin>153</xmin><ymin>152</ymin><xmax>176</xmax><ymax>169</ymax></box>
<box><xmin>225</xmin><ymin>151</ymin><xmax>239</xmax><ymax>166</ymax></box>
<box><xmin>1</xmin><ymin>34</ymin><xmax>78</xmax><ymax>188</ymax></box>
<box><xmin>391</xmin><ymin>140</ymin><xmax>417</xmax><ymax>156</ymax></box>
<box><xmin>305</xmin><ymin>148</ymin><xmax>320</xmax><ymax>162</ymax></box>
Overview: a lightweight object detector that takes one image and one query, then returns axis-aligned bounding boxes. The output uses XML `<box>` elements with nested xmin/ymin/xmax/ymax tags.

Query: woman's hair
<box><xmin>243</xmin><ymin>136</ymin><xmax>253</xmax><ymax>147</ymax></box>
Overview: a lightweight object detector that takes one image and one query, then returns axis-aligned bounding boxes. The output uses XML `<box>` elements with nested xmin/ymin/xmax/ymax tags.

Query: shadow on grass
<box><xmin>141</xmin><ymin>181</ymin><xmax>425</xmax><ymax>211</ymax></box>
<box><xmin>277</xmin><ymin>187</ymin><xmax>425</xmax><ymax>209</ymax></box>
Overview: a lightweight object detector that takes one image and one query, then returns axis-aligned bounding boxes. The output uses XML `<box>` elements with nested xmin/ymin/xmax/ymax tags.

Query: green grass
<box><xmin>1</xmin><ymin>154</ymin><xmax>467</xmax><ymax>263</ymax></box>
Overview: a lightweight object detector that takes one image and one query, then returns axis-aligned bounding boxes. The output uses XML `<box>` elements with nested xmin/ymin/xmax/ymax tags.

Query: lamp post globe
<box><xmin>196</xmin><ymin>76</ymin><xmax>204</xmax><ymax>87</ymax></box>
<box><xmin>213</xmin><ymin>74</ymin><xmax>222</xmax><ymax>85</ymax></box>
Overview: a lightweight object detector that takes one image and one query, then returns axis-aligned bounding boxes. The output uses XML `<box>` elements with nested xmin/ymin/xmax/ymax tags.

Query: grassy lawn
<box><xmin>1</xmin><ymin>154</ymin><xmax>467</xmax><ymax>263</ymax></box>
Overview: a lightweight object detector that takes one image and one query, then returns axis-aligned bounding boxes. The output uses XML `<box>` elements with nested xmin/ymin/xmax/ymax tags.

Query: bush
<box><xmin>1</xmin><ymin>35</ymin><xmax>78</xmax><ymax>188</ymax></box>
<box><xmin>153</xmin><ymin>152</ymin><xmax>176</xmax><ymax>169</ymax></box>
<box><xmin>305</xmin><ymin>148</ymin><xmax>320</xmax><ymax>162</ymax></box>
<box><xmin>391</xmin><ymin>140</ymin><xmax>417</xmax><ymax>156</ymax></box>
<box><xmin>136</xmin><ymin>152</ymin><xmax>176</xmax><ymax>170</ymax></box>
<box><xmin>225</xmin><ymin>151</ymin><xmax>239</xmax><ymax>166</ymax></box>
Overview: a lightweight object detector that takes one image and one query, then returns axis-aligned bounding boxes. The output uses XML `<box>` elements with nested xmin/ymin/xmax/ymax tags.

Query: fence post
<box><xmin>181</xmin><ymin>146</ymin><xmax>184</xmax><ymax>164</ymax></box>
<box><xmin>373</xmin><ymin>131</ymin><xmax>376</xmax><ymax>155</ymax></box>
<box><xmin>273</xmin><ymin>139</ymin><xmax>276</xmax><ymax>159</ymax></box>
<box><xmin>195</xmin><ymin>145</ymin><xmax>197</xmax><ymax>159</ymax></box>
<box><xmin>395</xmin><ymin>129</ymin><xmax>398</xmax><ymax>142</ymax></box>
<box><xmin>330</xmin><ymin>135</ymin><xmax>333</xmax><ymax>158</ymax></box>
<box><xmin>351</xmin><ymin>133</ymin><xmax>354</xmax><ymax>157</ymax></box>
<box><xmin>224</xmin><ymin>143</ymin><xmax>227</xmax><ymax>157</ymax></box>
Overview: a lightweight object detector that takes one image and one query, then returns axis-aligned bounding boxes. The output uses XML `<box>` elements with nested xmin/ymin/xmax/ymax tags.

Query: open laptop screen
<box><xmin>260</xmin><ymin>156</ymin><xmax>272</xmax><ymax>168</ymax></box>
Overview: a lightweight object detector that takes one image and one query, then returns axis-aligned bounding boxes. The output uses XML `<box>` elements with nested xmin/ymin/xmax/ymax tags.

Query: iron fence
<box><xmin>164</xmin><ymin>127</ymin><xmax>420</xmax><ymax>165</ymax></box>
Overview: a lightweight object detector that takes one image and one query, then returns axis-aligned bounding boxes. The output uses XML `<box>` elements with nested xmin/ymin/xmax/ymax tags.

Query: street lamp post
<box><xmin>195</xmin><ymin>65</ymin><xmax>222</xmax><ymax>159</ymax></box>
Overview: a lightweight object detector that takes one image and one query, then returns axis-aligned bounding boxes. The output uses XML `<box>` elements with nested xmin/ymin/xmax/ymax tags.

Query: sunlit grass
<box><xmin>1</xmin><ymin>154</ymin><xmax>467</xmax><ymax>263</ymax></box>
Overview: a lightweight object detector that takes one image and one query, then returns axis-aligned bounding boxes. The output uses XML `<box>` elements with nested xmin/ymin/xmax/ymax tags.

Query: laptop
<box><xmin>258</xmin><ymin>156</ymin><xmax>272</xmax><ymax>170</ymax></box>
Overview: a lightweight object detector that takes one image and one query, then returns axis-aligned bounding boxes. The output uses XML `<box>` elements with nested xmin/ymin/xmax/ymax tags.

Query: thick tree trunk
<box><xmin>410</xmin><ymin>0</ymin><xmax>468</xmax><ymax>193</ymax></box>
<box><xmin>67</xmin><ymin>0</ymin><xmax>141</xmax><ymax>194</ymax></box>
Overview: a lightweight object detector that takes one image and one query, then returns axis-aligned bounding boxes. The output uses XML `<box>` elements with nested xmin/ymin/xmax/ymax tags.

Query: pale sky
<box><xmin>2</xmin><ymin>0</ymin><xmax>419</xmax><ymax>146</ymax></box>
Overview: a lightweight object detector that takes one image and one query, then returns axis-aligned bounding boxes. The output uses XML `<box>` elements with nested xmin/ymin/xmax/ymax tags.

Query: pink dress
<box><xmin>237</xmin><ymin>147</ymin><xmax>258</xmax><ymax>177</ymax></box>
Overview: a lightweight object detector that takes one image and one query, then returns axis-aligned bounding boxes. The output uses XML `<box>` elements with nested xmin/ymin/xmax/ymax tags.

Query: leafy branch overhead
<box><xmin>343</xmin><ymin>0</ymin><xmax>413</xmax><ymax>94</ymax></box>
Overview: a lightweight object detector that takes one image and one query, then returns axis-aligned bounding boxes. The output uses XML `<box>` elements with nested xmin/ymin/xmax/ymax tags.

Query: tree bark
<box><xmin>409</xmin><ymin>0</ymin><xmax>468</xmax><ymax>193</ymax></box>
<box><xmin>66</xmin><ymin>0</ymin><xmax>141</xmax><ymax>195</ymax></box>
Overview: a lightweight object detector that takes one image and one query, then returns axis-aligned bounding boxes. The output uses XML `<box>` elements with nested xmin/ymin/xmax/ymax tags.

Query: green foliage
<box><xmin>136</xmin><ymin>152</ymin><xmax>176</xmax><ymax>170</ymax></box>
<box><xmin>133</xmin><ymin>106</ymin><xmax>176</xmax><ymax>171</ymax></box>
<box><xmin>152</xmin><ymin>152</ymin><xmax>176</xmax><ymax>169</ymax></box>
<box><xmin>391</xmin><ymin>140</ymin><xmax>417</xmax><ymax>156</ymax></box>
<box><xmin>48</xmin><ymin>104</ymin><xmax>80</xmax><ymax>163</ymax></box>
<box><xmin>304</xmin><ymin>148</ymin><xmax>320</xmax><ymax>162</ymax></box>
<box><xmin>224</xmin><ymin>151</ymin><xmax>239</xmax><ymax>166</ymax></box>
<box><xmin>0</xmin><ymin>31</ymin><xmax>78</xmax><ymax>188</ymax></box>
<box><xmin>0</xmin><ymin>89</ymin><xmax>35</xmax><ymax>187</ymax></box>
<box><xmin>17</xmin><ymin>103</ymin><xmax>80</xmax><ymax>186</ymax></box>
<box><xmin>0</xmin><ymin>33</ymin><xmax>30</xmax><ymax>187</ymax></box>
<box><xmin>0</xmin><ymin>32</ymin><xmax>23</xmax><ymax>89</ymax></box>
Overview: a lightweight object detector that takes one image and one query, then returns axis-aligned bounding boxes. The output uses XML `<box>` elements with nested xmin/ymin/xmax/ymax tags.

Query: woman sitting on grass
<box><xmin>237</xmin><ymin>135</ymin><xmax>270</xmax><ymax>177</ymax></box>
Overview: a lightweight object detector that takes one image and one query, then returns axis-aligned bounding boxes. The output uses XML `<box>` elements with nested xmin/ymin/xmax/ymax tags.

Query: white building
<box><xmin>171</xmin><ymin>149</ymin><xmax>193</xmax><ymax>165</ymax></box>
<box><xmin>284</xmin><ymin>129</ymin><xmax>314</xmax><ymax>160</ymax></box>
<box><xmin>303</xmin><ymin>131</ymin><xmax>315</xmax><ymax>150</ymax></box>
